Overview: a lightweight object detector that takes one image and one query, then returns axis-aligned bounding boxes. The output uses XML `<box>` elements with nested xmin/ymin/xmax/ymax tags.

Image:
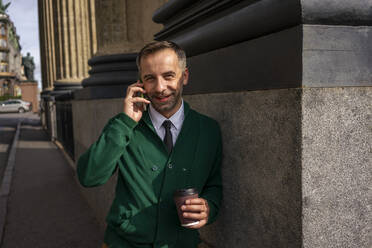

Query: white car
<box><xmin>0</xmin><ymin>99</ymin><xmax>31</xmax><ymax>113</ymax></box>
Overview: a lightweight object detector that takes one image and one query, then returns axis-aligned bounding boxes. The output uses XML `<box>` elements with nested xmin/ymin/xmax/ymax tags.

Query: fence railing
<box><xmin>55</xmin><ymin>100</ymin><xmax>74</xmax><ymax>160</ymax></box>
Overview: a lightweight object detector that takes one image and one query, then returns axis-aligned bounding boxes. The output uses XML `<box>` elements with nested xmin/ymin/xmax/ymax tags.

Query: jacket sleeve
<box><xmin>200</xmin><ymin>125</ymin><xmax>223</xmax><ymax>225</ymax></box>
<box><xmin>77</xmin><ymin>113</ymin><xmax>138</xmax><ymax>187</ymax></box>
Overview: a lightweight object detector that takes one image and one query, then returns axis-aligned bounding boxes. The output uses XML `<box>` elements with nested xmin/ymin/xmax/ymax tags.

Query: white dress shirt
<box><xmin>148</xmin><ymin>100</ymin><xmax>185</xmax><ymax>146</ymax></box>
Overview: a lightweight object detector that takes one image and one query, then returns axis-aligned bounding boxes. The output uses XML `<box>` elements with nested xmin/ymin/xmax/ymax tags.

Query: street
<box><xmin>0</xmin><ymin>112</ymin><xmax>41</xmax><ymax>127</ymax></box>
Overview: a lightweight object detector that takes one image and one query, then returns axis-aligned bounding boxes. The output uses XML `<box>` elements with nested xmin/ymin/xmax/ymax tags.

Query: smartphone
<box><xmin>135</xmin><ymin>79</ymin><xmax>148</xmax><ymax>110</ymax></box>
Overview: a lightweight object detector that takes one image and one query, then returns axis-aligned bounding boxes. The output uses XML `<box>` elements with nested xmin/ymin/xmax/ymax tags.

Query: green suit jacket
<box><xmin>77</xmin><ymin>102</ymin><xmax>223</xmax><ymax>248</ymax></box>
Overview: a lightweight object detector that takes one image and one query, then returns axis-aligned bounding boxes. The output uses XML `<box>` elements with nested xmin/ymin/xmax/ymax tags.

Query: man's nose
<box><xmin>154</xmin><ymin>78</ymin><xmax>167</xmax><ymax>93</ymax></box>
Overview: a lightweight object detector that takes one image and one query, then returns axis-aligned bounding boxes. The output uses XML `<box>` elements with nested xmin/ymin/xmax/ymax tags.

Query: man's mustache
<box><xmin>149</xmin><ymin>91</ymin><xmax>175</xmax><ymax>98</ymax></box>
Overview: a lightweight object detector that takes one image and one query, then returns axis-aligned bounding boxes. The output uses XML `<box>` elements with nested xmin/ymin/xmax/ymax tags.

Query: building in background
<box><xmin>0</xmin><ymin>1</ymin><xmax>39</xmax><ymax>112</ymax></box>
<box><xmin>0</xmin><ymin>11</ymin><xmax>23</xmax><ymax>97</ymax></box>
<box><xmin>38</xmin><ymin>0</ymin><xmax>371</xmax><ymax>247</ymax></box>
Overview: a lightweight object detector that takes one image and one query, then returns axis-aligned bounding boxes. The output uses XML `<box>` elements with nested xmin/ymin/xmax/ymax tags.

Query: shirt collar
<box><xmin>149</xmin><ymin>100</ymin><xmax>184</xmax><ymax>130</ymax></box>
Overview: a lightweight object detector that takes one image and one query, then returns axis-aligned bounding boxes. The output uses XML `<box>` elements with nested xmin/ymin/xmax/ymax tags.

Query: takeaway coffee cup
<box><xmin>173</xmin><ymin>188</ymin><xmax>199</xmax><ymax>227</ymax></box>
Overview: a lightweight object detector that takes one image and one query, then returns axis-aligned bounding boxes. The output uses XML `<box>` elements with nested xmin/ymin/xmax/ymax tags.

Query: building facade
<box><xmin>0</xmin><ymin>10</ymin><xmax>39</xmax><ymax>113</ymax></box>
<box><xmin>38</xmin><ymin>0</ymin><xmax>371</xmax><ymax>247</ymax></box>
<box><xmin>0</xmin><ymin>13</ymin><xmax>23</xmax><ymax>97</ymax></box>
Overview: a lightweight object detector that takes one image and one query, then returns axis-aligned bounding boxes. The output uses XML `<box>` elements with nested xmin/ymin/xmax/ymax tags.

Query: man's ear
<box><xmin>183</xmin><ymin>68</ymin><xmax>189</xmax><ymax>86</ymax></box>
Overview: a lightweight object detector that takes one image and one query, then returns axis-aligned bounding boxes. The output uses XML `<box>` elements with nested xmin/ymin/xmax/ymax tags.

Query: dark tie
<box><xmin>162</xmin><ymin>120</ymin><xmax>173</xmax><ymax>154</ymax></box>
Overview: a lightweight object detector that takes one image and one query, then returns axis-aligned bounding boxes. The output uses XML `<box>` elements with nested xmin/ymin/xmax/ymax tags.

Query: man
<box><xmin>77</xmin><ymin>41</ymin><xmax>222</xmax><ymax>248</ymax></box>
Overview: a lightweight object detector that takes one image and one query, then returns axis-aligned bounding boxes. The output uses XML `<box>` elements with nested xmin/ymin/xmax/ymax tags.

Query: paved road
<box><xmin>0</xmin><ymin>112</ymin><xmax>41</xmax><ymax>127</ymax></box>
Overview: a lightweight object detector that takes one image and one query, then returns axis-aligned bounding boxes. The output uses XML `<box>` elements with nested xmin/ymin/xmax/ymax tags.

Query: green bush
<box><xmin>0</xmin><ymin>94</ymin><xmax>22</xmax><ymax>101</ymax></box>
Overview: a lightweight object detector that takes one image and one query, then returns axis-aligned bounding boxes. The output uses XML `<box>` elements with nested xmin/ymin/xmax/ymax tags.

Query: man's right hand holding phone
<box><xmin>123</xmin><ymin>81</ymin><xmax>150</xmax><ymax>122</ymax></box>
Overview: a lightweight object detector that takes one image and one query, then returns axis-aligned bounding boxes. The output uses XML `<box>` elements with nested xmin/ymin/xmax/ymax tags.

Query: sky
<box><xmin>7</xmin><ymin>0</ymin><xmax>41</xmax><ymax>89</ymax></box>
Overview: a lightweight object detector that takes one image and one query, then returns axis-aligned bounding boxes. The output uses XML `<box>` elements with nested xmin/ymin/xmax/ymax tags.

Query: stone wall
<box><xmin>302</xmin><ymin>87</ymin><xmax>372</xmax><ymax>248</ymax></box>
<box><xmin>72</xmin><ymin>88</ymin><xmax>303</xmax><ymax>247</ymax></box>
<box><xmin>20</xmin><ymin>82</ymin><xmax>39</xmax><ymax>112</ymax></box>
<box><xmin>69</xmin><ymin>1</ymin><xmax>372</xmax><ymax>247</ymax></box>
<box><xmin>185</xmin><ymin>90</ymin><xmax>303</xmax><ymax>247</ymax></box>
<box><xmin>71</xmin><ymin>98</ymin><xmax>122</xmax><ymax>227</ymax></box>
<box><xmin>72</xmin><ymin>86</ymin><xmax>372</xmax><ymax>248</ymax></box>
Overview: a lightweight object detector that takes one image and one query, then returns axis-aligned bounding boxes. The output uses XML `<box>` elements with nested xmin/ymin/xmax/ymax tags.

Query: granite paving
<box><xmin>1</xmin><ymin>123</ymin><xmax>103</xmax><ymax>248</ymax></box>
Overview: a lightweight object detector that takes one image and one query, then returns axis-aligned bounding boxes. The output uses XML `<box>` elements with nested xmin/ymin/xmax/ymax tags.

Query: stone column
<box><xmin>152</xmin><ymin>1</ymin><xmax>371</xmax><ymax>248</ymax></box>
<box><xmin>39</xmin><ymin>0</ymin><xmax>97</xmax><ymax>93</ymax></box>
<box><xmin>38</xmin><ymin>0</ymin><xmax>54</xmax><ymax>91</ymax></box>
<box><xmin>38</xmin><ymin>0</ymin><xmax>97</xmax><ymax>142</ymax></box>
<box><xmin>94</xmin><ymin>0</ymin><xmax>166</xmax><ymax>56</ymax></box>
<box><xmin>53</xmin><ymin>0</ymin><xmax>96</xmax><ymax>92</ymax></box>
<box><xmin>38</xmin><ymin>0</ymin><xmax>55</xmax><ymax>139</ymax></box>
<box><xmin>75</xmin><ymin>0</ymin><xmax>168</xmax><ymax>99</ymax></box>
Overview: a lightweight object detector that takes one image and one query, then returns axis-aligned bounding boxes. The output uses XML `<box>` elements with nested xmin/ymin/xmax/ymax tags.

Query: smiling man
<box><xmin>77</xmin><ymin>41</ymin><xmax>223</xmax><ymax>248</ymax></box>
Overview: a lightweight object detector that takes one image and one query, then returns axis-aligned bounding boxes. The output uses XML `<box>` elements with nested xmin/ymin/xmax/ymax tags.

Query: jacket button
<box><xmin>152</xmin><ymin>165</ymin><xmax>158</xmax><ymax>171</ymax></box>
<box><xmin>168</xmin><ymin>163</ymin><xmax>173</xmax><ymax>169</ymax></box>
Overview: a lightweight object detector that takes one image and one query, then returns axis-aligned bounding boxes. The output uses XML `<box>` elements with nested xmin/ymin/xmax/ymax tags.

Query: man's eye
<box><xmin>164</xmin><ymin>75</ymin><xmax>174</xmax><ymax>80</ymax></box>
<box><xmin>145</xmin><ymin>77</ymin><xmax>154</xmax><ymax>82</ymax></box>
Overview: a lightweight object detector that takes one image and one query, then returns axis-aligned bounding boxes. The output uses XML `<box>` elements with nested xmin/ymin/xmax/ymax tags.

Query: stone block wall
<box><xmin>20</xmin><ymin>82</ymin><xmax>39</xmax><ymax>112</ymax></box>
<box><xmin>72</xmin><ymin>87</ymin><xmax>371</xmax><ymax>248</ymax></box>
<box><xmin>184</xmin><ymin>90</ymin><xmax>303</xmax><ymax>247</ymax></box>
<box><xmin>302</xmin><ymin>87</ymin><xmax>371</xmax><ymax>248</ymax></box>
<box><xmin>72</xmin><ymin>98</ymin><xmax>122</xmax><ymax>227</ymax></box>
<box><xmin>69</xmin><ymin>0</ymin><xmax>372</xmax><ymax>247</ymax></box>
<box><xmin>72</xmin><ymin>88</ymin><xmax>304</xmax><ymax>247</ymax></box>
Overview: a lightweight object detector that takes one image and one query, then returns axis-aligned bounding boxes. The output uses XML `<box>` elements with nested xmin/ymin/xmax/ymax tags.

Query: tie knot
<box><xmin>162</xmin><ymin>120</ymin><xmax>172</xmax><ymax>130</ymax></box>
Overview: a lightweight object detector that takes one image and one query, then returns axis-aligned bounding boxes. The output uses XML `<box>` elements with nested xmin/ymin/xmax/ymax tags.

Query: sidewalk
<box><xmin>0</xmin><ymin>126</ymin><xmax>15</xmax><ymax>183</ymax></box>
<box><xmin>1</xmin><ymin>123</ymin><xmax>103</xmax><ymax>247</ymax></box>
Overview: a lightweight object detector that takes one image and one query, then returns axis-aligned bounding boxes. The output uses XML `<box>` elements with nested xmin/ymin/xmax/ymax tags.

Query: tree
<box><xmin>0</xmin><ymin>0</ymin><xmax>10</xmax><ymax>15</ymax></box>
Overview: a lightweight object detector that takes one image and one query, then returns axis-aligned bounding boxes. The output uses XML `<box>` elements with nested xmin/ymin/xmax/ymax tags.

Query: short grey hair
<box><xmin>136</xmin><ymin>41</ymin><xmax>187</xmax><ymax>73</ymax></box>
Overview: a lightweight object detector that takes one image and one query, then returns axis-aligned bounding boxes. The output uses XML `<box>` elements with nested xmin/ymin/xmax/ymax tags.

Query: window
<box><xmin>0</xmin><ymin>52</ymin><xmax>7</xmax><ymax>61</ymax></box>
<box><xmin>0</xmin><ymin>63</ymin><xmax>8</xmax><ymax>72</ymax></box>
<box><xmin>0</xmin><ymin>39</ymin><xmax>6</xmax><ymax>47</ymax></box>
<box><xmin>0</xmin><ymin>26</ymin><xmax>5</xmax><ymax>36</ymax></box>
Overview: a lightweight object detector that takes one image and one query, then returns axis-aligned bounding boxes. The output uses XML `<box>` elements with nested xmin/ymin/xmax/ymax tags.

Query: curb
<box><xmin>0</xmin><ymin>121</ymin><xmax>21</xmax><ymax>243</ymax></box>
<box><xmin>53</xmin><ymin>140</ymin><xmax>76</xmax><ymax>171</ymax></box>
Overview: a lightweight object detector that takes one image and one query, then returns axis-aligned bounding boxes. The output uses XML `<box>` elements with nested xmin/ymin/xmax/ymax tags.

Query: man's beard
<box><xmin>149</xmin><ymin>75</ymin><xmax>184</xmax><ymax>115</ymax></box>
